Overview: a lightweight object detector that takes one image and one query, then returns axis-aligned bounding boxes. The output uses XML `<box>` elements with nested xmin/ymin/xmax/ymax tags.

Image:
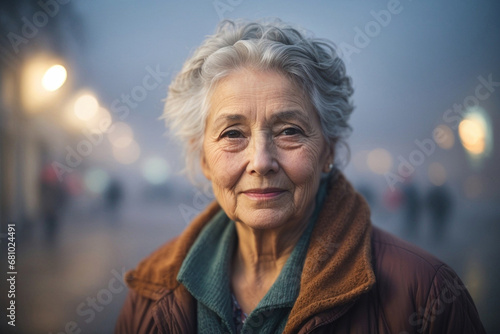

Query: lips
<box><xmin>242</xmin><ymin>188</ymin><xmax>286</xmax><ymax>200</ymax></box>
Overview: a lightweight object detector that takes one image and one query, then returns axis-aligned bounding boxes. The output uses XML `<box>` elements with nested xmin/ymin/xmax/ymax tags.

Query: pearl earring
<box><xmin>328</xmin><ymin>163</ymin><xmax>334</xmax><ymax>170</ymax></box>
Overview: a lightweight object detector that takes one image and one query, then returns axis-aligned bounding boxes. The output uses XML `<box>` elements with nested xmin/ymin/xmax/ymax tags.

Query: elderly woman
<box><xmin>115</xmin><ymin>20</ymin><xmax>484</xmax><ymax>333</ymax></box>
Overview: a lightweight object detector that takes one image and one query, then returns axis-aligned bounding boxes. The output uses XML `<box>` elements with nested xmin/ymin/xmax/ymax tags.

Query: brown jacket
<box><xmin>115</xmin><ymin>174</ymin><xmax>485</xmax><ymax>333</ymax></box>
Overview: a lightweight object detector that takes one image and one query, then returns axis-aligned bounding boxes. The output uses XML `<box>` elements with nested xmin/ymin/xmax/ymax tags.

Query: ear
<box><xmin>200</xmin><ymin>152</ymin><xmax>212</xmax><ymax>181</ymax></box>
<box><xmin>322</xmin><ymin>143</ymin><xmax>335</xmax><ymax>173</ymax></box>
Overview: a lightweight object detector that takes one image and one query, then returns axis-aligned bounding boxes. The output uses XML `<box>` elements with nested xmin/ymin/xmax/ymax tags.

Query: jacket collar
<box><xmin>125</xmin><ymin>173</ymin><xmax>375</xmax><ymax>330</ymax></box>
<box><xmin>284</xmin><ymin>173</ymin><xmax>375</xmax><ymax>333</ymax></box>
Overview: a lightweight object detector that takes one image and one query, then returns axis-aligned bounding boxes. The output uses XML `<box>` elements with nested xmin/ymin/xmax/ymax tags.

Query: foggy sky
<box><xmin>71</xmin><ymin>0</ymin><xmax>500</xmax><ymax>187</ymax></box>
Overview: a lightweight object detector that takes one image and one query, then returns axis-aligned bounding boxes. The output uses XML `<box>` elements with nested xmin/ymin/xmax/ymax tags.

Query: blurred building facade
<box><xmin>0</xmin><ymin>1</ymin><xmax>83</xmax><ymax>232</ymax></box>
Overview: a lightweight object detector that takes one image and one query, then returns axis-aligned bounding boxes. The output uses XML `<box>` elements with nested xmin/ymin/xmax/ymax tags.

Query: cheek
<box><xmin>281</xmin><ymin>145</ymin><xmax>326</xmax><ymax>207</ymax></box>
<box><xmin>205</xmin><ymin>149</ymin><xmax>245</xmax><ymax>220</ymax></box>
<box><xmin>204</xmin><ymin>144</ymin><xmax>243</xmax><ymax>190</ymax></box>
<box><xmin>282</xmin><ymin>144</ymin><xmax>325</xmax><ymax>185</ymax></box>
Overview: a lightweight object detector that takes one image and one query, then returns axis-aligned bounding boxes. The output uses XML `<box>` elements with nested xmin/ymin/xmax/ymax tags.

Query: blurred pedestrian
<box><xmin>39</xmin><ymin>164</ymin><xmax>66</xmax><ymax>244</ymax></box>
<box><xmin>426</xmin><ymin>184</ymin><xmax>453</xmax><ymax>241</ymax></box>
<box><xmin>104</xmin><ymin>178</ymin><xmax>124</xmax><ymax>223</ymax></box>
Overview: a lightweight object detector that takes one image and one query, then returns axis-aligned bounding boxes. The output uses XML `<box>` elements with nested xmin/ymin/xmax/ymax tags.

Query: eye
<box><xmin>221</xmin><ymin>129</ymin><xmax>243</xmax><ymax>139</ymax></box>
<box><xmin>281</xmin><ymin>127</ymin><xmax>303</xmax><ymax>136</ymax></box>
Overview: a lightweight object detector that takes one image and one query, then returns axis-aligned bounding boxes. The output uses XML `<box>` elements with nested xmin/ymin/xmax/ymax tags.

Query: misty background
<box><xmin>1</xmin><ymin>0</ymin><xmax>499</xmax><ymax>333</ymax></box>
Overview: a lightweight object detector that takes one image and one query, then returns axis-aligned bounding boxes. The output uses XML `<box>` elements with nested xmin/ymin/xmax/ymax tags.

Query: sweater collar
<box><xmin>176</xmin><ymin>210</ymin><xmax>236</xmax><ymax>332</ymax></box>
<box><xmin>125</xmin><ymin>172</ymin><xmax>375</xmax><ymax>331</ymax></box>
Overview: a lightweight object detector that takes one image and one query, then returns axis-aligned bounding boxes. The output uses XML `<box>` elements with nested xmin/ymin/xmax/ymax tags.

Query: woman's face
<box><xmin>202</xmin><ymin>68</ymin><xmax>333</xmax><ymax>230</ymax></box>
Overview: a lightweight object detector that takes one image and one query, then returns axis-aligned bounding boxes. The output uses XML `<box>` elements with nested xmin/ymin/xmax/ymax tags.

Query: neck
<box><xmin>230</xmin><ymin>217</ymin><xmax>310</xmax><ymax>314</ymax></box>
<box><xmin>231</xmin><ymin>207</ymin><xmax>312</xmax><ymax>295</ymax></box>
<box><xmin>233</xmin><ymin>220</ymin><xmax>307</xmax><ymax>277</ymax></box>
<box><xmin>229</xmin><ymin>195</ymin><xmax>320</xmax><ymax>314</ymax></box>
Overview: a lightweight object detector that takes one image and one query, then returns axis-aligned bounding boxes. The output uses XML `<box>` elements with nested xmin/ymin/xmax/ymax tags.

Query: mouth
<box><xmin>242</xmin><ymin>188</ymin><xmax>286</xmax><ymax>200</ymax></box>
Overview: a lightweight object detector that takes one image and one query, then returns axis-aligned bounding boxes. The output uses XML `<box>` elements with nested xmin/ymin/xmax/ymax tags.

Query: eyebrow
<box><xmin>211</xmin><ymin>110</ymin><xmax>313</xmax><ymax>130</ymax></box>
<box><xmin>269</xmin><ymin>110</ymin><xmax>311</xmax><ymax>126</ymax></box>
<box><xmin>212</xmin><ymin>113</ymin><xmax>247</xmax><ymax>130</ymax></box>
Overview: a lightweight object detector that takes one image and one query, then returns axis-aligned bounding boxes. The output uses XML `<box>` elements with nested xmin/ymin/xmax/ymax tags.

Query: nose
<box><xmin>246</xmin><ymin>132</ymin><xmax>279</xmax><ymax>176</ymax></box>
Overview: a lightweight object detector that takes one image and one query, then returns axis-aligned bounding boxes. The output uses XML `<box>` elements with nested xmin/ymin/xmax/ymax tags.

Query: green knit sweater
<box><xmin>177</xmin><ymin>181</ymin><xmax>327</xmax><ymax>333</ymax></box>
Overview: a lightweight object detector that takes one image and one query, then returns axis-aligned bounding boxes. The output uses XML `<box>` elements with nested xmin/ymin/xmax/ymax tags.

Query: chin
<box><xmin>236</xmin><ymin>208</ymin><xmax>294</xmax><ymax>230</ymax></box>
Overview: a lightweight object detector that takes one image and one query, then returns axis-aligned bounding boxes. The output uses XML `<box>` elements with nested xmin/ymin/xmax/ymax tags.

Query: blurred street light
<box><xmin>113</xmin><ymin>140</ymin><xmax>141</xmax><ymax>165</ymax></box>
<box><xmin>21</xmin><ymin>55</ymin><xmax>69</xmax><ymax>113</ymax></box>
<box><xmin>42</xmin><ymin>64</ymin><xmax>67</xmax><ymax>92</ymax></box>
<box><xmin>84</xmin><ymin>168</ymin><xmax>110</xmax><ymax>194</ymax></box>
<box><xmin>458</xmin><ymin>106</ymin><xmax>493</xmax><ymax>169</ymax></box>
<box><xmin>64</xmin><ymin>90</ymin><xmax>105</xmax><ymax>132</ymax></box>
<box><xmin>367</xmin><ymin>148</ymin><xmax>393</xmax><ymax>174</ymax></box>
<box><xmin>433</xmin><ymin>124</ymin><xmax>455</xmax><ymax>150</ymax></box>
<box><xmin>428</xmin><ymin>162</ymin><xmax>447</xmax><ymax>186</ymax></box>
<box><xmin>108</xmin><ymin>122</ymin><xmax>134</xmax><ymax>148</ymax></box>
<box><xmin>142</xmin><ymin>156</ymin><xmax>171</xmax><ymax>184</ymax></box>
<box><xmin>74</xmin><ymin>93</ymin><xmax>99</xmax><ymax>121</ymax></box>
<box><xmin>459</xmin><ymin>119</ymin><xmax>485</xmax><ymax>155</ymax></box>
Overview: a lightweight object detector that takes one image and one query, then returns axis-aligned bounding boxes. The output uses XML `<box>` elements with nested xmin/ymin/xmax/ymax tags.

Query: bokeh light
<box><xmin>459</xmin><ymin>119</ymin><xmax>485</xmax><ymax>155</ymax></box>
<box><xmin>88</xmin><ymin>107</ymin><xmax>113</xmax><ymax>133</ymax></box>
<box><xmin>367</xmin><ymin>148</ymin><xmax>393</xmax><ymax>174</ymax></box>
<box><xmin>108</xmin><ymin>122</ymin><xmax>134</xmax><ymax>148</ymax></box>
<box><xmin>142</xmin><ymin>156</ymin><xmax>171</xmax><ymax>184</ymax></box>
<box><xmin>112</xmin><ymin>140</ymin><xmax>141</xmax><ymax>164</ymax></box>
<box><xmin>74</xmin><ymin>93</ymin><xmax>99</xmax><ymax>121</ymax></box>
<box><xmin>42</xmin><ymin>64</ymin><xmax>67</xmax><ymax>91</ymax></box>
<box><xmin>428</xmin><ymin>162</ymin><xmax>447</xmax><ymax>186</ymax></box>
<box><xmin>458</xmin><ymin>107</ymin><xmax>493</xmax><ymax>169</ymax></box>
<box><xmin>433</xmin><ymin>124</ymin><xmax>455</xmax><ymax>150</ymax></box>
<box><xmin>20</xmin><ymin>55</ymin><xmax>67</xmax><ymax>112</ymax></box>
<box><xmin>84</xmin><ymin>168</ymin><xmax>110</xmax><ymax>194</ymax></box>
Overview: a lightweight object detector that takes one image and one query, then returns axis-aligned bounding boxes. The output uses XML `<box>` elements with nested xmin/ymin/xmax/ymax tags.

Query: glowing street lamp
<box><xmin>459</xmin><ymin>119</ymin><xmax>485</xmax><ymax>155</ymax></box>
<box><xmin>458</xmin><ymin>106</ymin><xmax>493</xmax><ymax>169</ymax></box>
<box><xmin>21</xmin><ymin>55</ymin><xmax>69</xmax><ymax>112</ymax></box>
<box><xmin>42</xmin><ymin>64</ymin><xmax>67</xmax><ymax>92</ymax></box>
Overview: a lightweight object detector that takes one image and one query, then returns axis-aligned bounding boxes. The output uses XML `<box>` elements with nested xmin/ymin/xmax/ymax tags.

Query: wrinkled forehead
<box><xmin>206</xmin><ymin>68</ymin><xmax>315</xmax><ymax>124</ymax></box>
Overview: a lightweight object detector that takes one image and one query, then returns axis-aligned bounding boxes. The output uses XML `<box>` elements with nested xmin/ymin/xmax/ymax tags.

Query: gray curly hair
<box><xmin>162</xmin><ymin>19</ymin><xmax>354</xmax><ymax>181</ymax></box>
